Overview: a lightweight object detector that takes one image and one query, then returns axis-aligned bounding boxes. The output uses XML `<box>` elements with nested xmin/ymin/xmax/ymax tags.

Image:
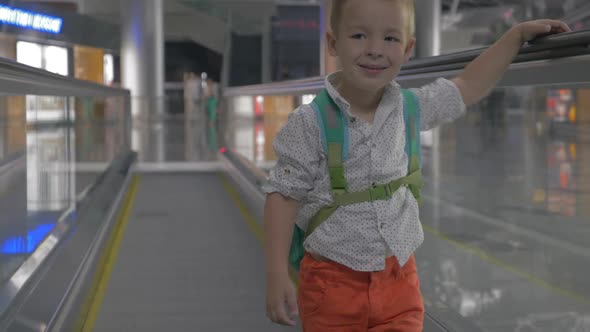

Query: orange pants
<box><xmin>297</xmin><ymin>252</ymin><xmax>424</xmax><ymax>332</ymax></box>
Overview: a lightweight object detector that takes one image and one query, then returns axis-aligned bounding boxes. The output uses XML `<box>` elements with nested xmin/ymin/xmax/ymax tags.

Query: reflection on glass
<box><xmin>440</xmin><ymin>1</ymin><xmax>589</xmax><ymax>54</ymax></box>
<box><xmin>233</xmin><ymin>96</ymin><xmax>254</xmax><ymax>117</ymax></box>
<box><xmin>4</xmin><ymin>96</ymin><xmax>26</xmax><ymax>156</ymax></box>
<box><xmin>224</xmin><ymin>81</ymin><xmax>590</xmax><ymax>332</ymax></box>
<box><xmin>255</xmin><ymin>121</ymin><xmax>265</xmax><ymax>162</ymax></box>
<box><xmin>1</xmin><ymin>223</ymin><xmax>54</xmax><ymax>254</ymax></box>
<box><xmin>255</xmin><ymin>96</ymin><xmax>264</xmax><ymax>117</ymax></box>
<box><xmin>103</xmin><ymin>54</ymin><xmax>114</xmax><ymax>86</ymax></box>
<box><xmin>26</xmin><ymin>96</ymin><xmax>71</xmax><ymax>123</ymax></box>
<box><xmin>17</xmin><ymin>41</ymin><xmax>71</xmax><ymax>125</ymax></box>
<box><xmin>234</xmin><ymin>125</ymin><xmax>255</xmax><ymax>162</ymax></box>
<box><xmin>515</xmin><ymin>312</ymin><xmax>590</xmax><ymax>331</ymax></box>
<box><xmin>546</xmin><ymin>141</ymin><xmax>576</xmax><ymax>216</ymax></box>
<box><xmin>547</xmin><ymin>89</ymin><xmax>576</xmax><ymax>124</ymax></box>
<box><xmin>432</xmin><ymin>259</ymin><xmax>503</xmax><ymax>317</ymax></box>
<box><xmin>0</xmin><ymin>93</ymin><xmax>130</xmax><ymax>295</ymax></box>
<box><xmin>26</xmin><ymin>128</ymin><xmax>75</xmax><ymax>212</ymax></box>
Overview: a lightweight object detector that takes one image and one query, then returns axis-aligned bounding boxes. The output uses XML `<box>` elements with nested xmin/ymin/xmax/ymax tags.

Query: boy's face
<box><xmin>328</xmin><ymin>0</ymin><xmax>415</xmax><ymax>94</ymax></box>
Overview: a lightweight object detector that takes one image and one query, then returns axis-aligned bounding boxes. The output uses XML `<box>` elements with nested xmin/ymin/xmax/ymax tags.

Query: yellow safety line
<box><xmin>77</xmin><ymin>175</ymin><xmax>141</xmax><ymax>332</ymax></box>
<box><xmin>219</xmin><ymin>174</ymin><xmax>264</xmax><ymax>243</ymax></box>
<box><xmin>219</xmin><ymin>173</ymin><xmax>589</xmax><ymax>305</ymax></box>
<box><xmin>218</xmin><ymin>174</ymin><xmax>299</xmax><ymax>284</ymax></box>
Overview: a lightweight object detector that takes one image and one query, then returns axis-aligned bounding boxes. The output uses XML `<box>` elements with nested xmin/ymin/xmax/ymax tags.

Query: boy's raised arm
<box><xmin>452</xmin><ymin>19</ymin><xmax>571</xmax><ymax>107</ymax></box>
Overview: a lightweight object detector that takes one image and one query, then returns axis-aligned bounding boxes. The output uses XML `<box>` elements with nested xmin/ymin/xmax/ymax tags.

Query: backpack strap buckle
<box><xmin>328</xmin><ymin>166</ymin><xmax>347</xmax><ymax>190</ymax></box>
<box><xmin>369</xmin><ymin>184</ymin><xmax>390</xmax><ymax>201</ymax></box>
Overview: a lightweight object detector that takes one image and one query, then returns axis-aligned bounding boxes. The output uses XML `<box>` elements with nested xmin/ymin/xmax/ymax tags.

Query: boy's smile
<box><xmin>358</xmin><ymin>63</ymin><xmax>390</xmax><ymax>76</ymax></box>
<box><xmin>327</xmin><ymin>0</ymin><xmax>415</xmax><ymax>106</ymax></box>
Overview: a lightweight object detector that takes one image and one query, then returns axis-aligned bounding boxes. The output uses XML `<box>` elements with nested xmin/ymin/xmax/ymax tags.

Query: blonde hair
<box><xmin>330</xmin><ymin>0</ymin><xmax>415</xmax><ymax>41</ymax></box>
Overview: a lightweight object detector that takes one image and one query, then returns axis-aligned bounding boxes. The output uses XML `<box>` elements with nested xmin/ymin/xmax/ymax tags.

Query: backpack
<box><xmin>288</xmin><ymin>88</ymin><xmax>424</xmax><ymax>273</ymax></box>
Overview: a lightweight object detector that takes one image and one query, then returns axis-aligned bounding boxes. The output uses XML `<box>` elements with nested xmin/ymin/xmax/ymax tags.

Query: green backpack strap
<box><xmin>401</xmin><ymin>89</ymin><xmax>423</xmax><ymax>203</ymax></box>
<box><xmin>305</xmin><ymin>89</ymin><xmax>426</xmax><ymax>237</ymax></box>
<box><xmin>305</xmin><ymin>89</ymin><xmax>351</xmax><ymax>238</ymax></box>
<box><xmin>288</xmin><ymin>89</ymin><xmax>349</xmax><ymax>273</ymax></box>
<box><xmin>288</xmin><ymin>88</ymin><xmax>423</xmax><ymax>273</ymax></box>
<box><xmin>311</xmin><ymin>89</ymin><xmax>349</xmax><ymax>193</ymax></box>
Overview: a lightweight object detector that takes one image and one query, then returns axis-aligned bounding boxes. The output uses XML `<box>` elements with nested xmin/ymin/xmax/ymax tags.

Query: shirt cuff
<box><xmin>261</xmin><ymin>175</ymin><xmax>306</xmax><ymax>201</ymax></box>
<box><xmin>440</xmin><ymin>77</ymin><xmax>467</xmax><ymax>116</ymax></box>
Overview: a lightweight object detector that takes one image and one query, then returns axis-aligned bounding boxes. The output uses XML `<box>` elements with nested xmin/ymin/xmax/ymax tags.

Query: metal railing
<box><xmin>0</xmin><ymin>56</ymin><xmax>135</xmax><ymax>331</ymax></box>
<box><xmin>223</xmin><ymin>29</ymin><xmax>590</xmax><ymax>96</ymax></box>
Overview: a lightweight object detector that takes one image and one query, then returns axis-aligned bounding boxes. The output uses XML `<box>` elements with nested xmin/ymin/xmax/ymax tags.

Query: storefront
<box><xmin>0</xmin><ymin>1</ymin><xmax>120</xmax><ymax>123</ymax></box>
<box><xmin>546</xmin><ymin>88</ymin><xmax>590</xmax><ymax>139</ymax></box>
<box><xmin>0</xmin><ymin>1</ymin><xmax>119</xmax><ymax>81</ymax></box>
<box><xmin>0</xmin><ymin>1</ymin><xmax>122</xmax><ymax>221</ymax></box>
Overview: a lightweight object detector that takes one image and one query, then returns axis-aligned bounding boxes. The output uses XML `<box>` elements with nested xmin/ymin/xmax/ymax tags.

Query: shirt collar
<box><xmin>323</xmin><ymin>71</ymin><xmax>401</xmax><ymax>119</ymax></box>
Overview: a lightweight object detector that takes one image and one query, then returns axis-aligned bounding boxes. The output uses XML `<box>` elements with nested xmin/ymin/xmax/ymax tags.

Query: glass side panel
<box><xmin>221</xmin><ymin>82</ymin><xmax>590</xmax><ymax>331</ymax></box>
<box><xmin>0</xmin><ymin>93</ymin><xmax>127</xmax><ymax>285</ymax></box>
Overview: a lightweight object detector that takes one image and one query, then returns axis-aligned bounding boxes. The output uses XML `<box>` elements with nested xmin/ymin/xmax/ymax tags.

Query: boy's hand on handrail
<box><xmin>452</xmin><ymin>19</ymin><xmax>571</xmax><ymax>107</ymax></box>
<box><xmin>517</xmin><ymin>19</ymin><xmax>571</xmax><ymax>43</ymax></box>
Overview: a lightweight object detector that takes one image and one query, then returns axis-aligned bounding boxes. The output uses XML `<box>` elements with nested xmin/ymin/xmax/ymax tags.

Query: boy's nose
<box><xmin>366</xmin><ymin>40</ymin><xmax>384</xmax><ymax>58</ymax></box>
<box><xmin>367</xmin><ymin>51</ymin><xmax>383</xmax><ymax>58</ymax></box>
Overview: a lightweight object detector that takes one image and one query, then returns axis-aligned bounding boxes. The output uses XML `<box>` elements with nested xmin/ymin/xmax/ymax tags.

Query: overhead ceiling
<box><xmin>19</xmin><ymin>0</ymin><xmax>588</xmax><ymax>55</ymax></box>
<box><xmin>179</xmin><ymin>0</ymin><xmax>277</xmax><ymax>34</ymax></box>
<box><xmin>442</xmin><ymin>0</ymin><xmax>573</xmax><ymax>11</ymax></box>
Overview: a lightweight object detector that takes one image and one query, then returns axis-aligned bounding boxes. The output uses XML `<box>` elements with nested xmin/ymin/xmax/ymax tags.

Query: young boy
<box><xmin>263</xmin><ymin>0</ymin><xmax>570</xmax><ymax>331</ymax></box>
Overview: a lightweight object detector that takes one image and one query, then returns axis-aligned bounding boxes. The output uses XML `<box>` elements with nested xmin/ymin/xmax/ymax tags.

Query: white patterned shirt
<box><xmin>262</xmin><ymin>71</ymin><xmax>466</xmax><ymax>271</ymax></box>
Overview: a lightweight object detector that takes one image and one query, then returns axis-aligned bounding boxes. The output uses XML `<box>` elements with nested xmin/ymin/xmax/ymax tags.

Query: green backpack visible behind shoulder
<box><xmin>288</xmin><ymin>88</ymin><xmax>423</xmax><ymax>274</ymax></box>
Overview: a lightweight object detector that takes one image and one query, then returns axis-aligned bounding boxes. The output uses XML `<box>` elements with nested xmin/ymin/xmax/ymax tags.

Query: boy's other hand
<box><xmin>517</xmin><ymin>19</ymin><xmax>571</xmax><ymax>43</ymax></box>
<box><xmin>266</xmin><ymin>274</ymin><xmax>298</xmax><ymax>326</ymax></box>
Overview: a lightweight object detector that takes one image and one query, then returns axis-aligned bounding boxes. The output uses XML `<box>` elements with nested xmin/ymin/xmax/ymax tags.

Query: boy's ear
<box><xmin>327</xmin><ymin>31</ymin><xmax>338</xmax><ymax>57</ymax></box>
<box><xmin>403</xmin><ymin>37</ymin><xmax>416</xmax><ymax>63</ymax></box>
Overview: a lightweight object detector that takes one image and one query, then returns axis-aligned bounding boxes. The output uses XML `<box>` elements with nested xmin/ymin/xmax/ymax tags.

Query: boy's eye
<box><xmin>385</xmin><ymin>36</ymin><xmax>401</xmax><ymax>42</ymax></box>
<box><xmin>351</xmin><ymin>33</ymin><xmax>366</xmax><ymax>39</ymax></box>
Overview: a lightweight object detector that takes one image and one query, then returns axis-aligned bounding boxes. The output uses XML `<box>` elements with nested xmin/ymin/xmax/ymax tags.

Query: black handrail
<box><xmin>403</xmin><ymin>29</ymin><xmax>590</xmax><ymax>70</ymax></box>
<box><xmin>0</xmin><ymin>56</ymin><xmax>129</xmax><ymax>97</ymax></box>
<box><xmin>223</xmin><ymin>29</ymin><xmax>590</xmax><ymax>96</ymax></box>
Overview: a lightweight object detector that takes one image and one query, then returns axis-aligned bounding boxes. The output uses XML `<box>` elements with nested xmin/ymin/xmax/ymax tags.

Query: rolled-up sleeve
<box><xmin>262</xmin><ymin>105</ymin><xmax>321</xmax><ymax>201</ymax></box>
<box><xmin>410</xmin><ymin>78</ymin><xmax>467</xmax><ymax>131</ymax></box>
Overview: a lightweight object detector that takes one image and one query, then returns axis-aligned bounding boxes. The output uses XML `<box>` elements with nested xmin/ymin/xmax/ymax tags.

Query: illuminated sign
<box><xmin>0</xmin><ymin>5</ymin><xmax>63</xmax><ymax>34</ymax></box>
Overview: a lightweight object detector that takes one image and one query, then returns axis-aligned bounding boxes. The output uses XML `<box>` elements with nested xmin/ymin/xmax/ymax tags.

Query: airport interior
<box><xmin>0</xmin><ymin>0</ymin><xmax>589</xmax><ymax>331</ymax></box>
